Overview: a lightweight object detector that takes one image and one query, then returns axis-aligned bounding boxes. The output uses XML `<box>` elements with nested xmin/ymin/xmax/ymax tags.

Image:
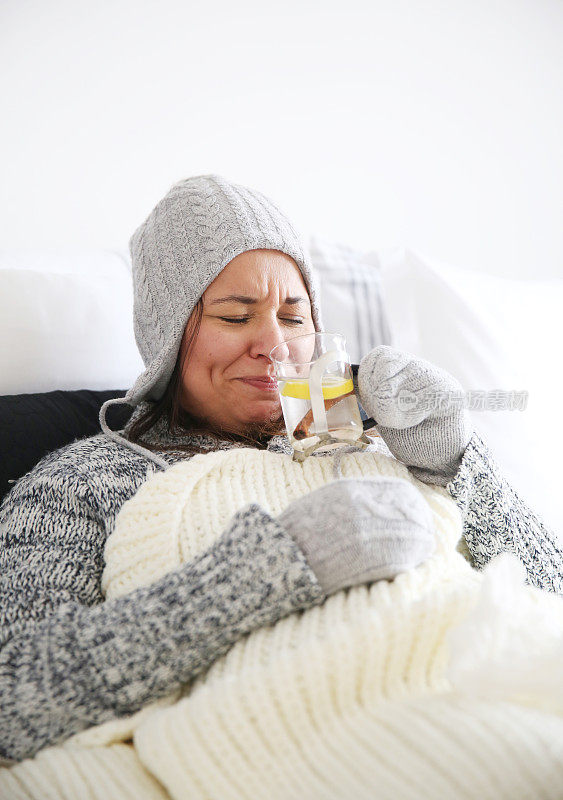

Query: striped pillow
<box><xmin>306</xmin><ymin>235</ymin><xmax>391</xmax><ymax>364</ymax></box>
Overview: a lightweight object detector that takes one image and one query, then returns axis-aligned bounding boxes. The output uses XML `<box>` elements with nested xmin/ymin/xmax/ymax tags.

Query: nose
<box><xmin>248</xmin><ymin>317</ymin><xmax>290</xmax><ymax>363</ymax></box>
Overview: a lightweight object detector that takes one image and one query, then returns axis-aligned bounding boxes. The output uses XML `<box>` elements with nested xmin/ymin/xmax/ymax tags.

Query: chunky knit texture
<box><xmin>4</xmin><ymin>445</ymin><xmax>563</xmax><ymax>799</ymax></box>
<box><xmin>1</xmin><ymin>411</ymin><xmax>563</xmax><ymax>771</ymax></box>
<box><xmin>0</xmin><ymin>428</ymin><xmax>325</xmax><ymax>764</ymax></box>
<box><xmin>127</xmin><ymin>457</ymin><xmax>563</xmax><ymax>800</ymax></box>
<box><xmin>101</xmin><ymin>447</ymin><xmax>452</xmax><ymax>599</ymax></box>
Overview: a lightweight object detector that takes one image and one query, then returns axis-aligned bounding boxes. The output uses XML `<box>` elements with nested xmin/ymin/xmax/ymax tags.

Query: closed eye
<box><xmin>219</xmin><ymin>317</ymin><xmax>304</xmax><ymax>325</ymax></box>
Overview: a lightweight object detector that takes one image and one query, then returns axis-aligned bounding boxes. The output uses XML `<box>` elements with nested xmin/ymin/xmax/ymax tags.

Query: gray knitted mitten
<box><xmin>277</xmin><ymin>477</ymin><xmax>436</xmax><ymax>596</ymax></box>
<box><xmin>357</xmin><ymin>346</ymin><xmax>473</xmax><ymax>487</ymax></box>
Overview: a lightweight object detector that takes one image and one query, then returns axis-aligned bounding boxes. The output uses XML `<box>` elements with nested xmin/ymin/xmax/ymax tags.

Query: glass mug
<box><xmin>269</xmin><ymin>332</ymin><xmax>373</xmax><ymax>461</ymax></box>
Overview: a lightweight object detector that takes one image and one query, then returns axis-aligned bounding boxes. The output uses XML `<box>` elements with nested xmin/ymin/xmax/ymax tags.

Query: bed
<box><xmin>1</xmin><ymin>239</ymin><xmax>563</xmax><ymax>799</ymax></box>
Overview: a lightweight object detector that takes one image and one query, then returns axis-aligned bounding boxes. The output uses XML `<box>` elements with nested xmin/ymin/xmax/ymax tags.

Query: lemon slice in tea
<box><xmin>280</xmin><ymin>377</ymin><xmax>354</xmax><ymax>400</ymax></box>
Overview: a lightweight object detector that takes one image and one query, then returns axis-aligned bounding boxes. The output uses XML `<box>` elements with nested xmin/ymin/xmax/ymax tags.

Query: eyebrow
<box><xmin>207</xmin><ymin>294</ymin><xmax>309</xmax><ymax>307</ymax></box>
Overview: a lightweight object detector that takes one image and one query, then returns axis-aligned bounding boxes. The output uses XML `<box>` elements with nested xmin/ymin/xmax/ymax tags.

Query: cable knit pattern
<box><xmin>2</xmin><ymin>415</ymin><xmax>563</xmax><ymax>796</ymax></box>
<box><xmin>5</xmin><ymin>446</ymin><xmax>563</xmax><ymax>799</ymax></box>
<box><xmin>125</xmin><ymin>174</ymin><xmax>324</xmax><ymax>406</ymax></box>
<box><xmin>101</xmin><ymin>447</ymin><xmax>459</xmax><ymax>600</ymax></box>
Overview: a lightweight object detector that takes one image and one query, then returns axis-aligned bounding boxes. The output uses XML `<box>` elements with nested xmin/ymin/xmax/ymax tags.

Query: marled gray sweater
<box><xmin>1</xmin><ymin>413</ymin><xmax>562</xmax><ymax>763</ymax></box>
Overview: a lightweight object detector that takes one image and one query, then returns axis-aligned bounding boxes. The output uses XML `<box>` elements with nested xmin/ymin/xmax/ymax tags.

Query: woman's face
<box><xmin>179</xmin><ymin>249</ymin><xmax>316</xmax><ymax>435</ymax></box>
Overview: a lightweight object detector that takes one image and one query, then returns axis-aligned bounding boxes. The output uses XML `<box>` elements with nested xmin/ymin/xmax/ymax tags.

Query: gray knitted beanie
<box><xmin>99</xmin><ymin>174</ymin><xmax>324</xmax><ymax>467</ymax></box>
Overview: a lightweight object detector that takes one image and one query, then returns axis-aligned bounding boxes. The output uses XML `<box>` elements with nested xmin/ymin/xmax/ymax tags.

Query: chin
<box><xmin>235</xmin><ymin>409</ymin><xmax>286</xmax><ymax>437</ymax></box>
<box><xmin>241</xmin><ymin>399</ymin><xmax>282</xmax><ymax>421</ymax></box>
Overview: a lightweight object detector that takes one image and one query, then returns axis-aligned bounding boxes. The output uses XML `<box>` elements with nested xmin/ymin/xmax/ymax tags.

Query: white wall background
<box><xmin>1</xmin><ymin>0</ymin><xmax>562</xmax><ymax>279</ymax></box>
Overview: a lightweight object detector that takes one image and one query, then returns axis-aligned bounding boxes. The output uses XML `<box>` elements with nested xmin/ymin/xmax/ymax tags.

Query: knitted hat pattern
<box><xmin>98</xmin><ymin>174</ymin><xmax>324</xmax><ymax>467</ymax></box>
<box><xmin>127</xmin><ymin>173</ymin><xmax>324</xmax><ymax>405</ymax></box>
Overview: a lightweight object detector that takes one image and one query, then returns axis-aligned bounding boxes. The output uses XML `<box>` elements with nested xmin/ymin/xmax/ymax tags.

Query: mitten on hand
<box><xmin>277</xmin><ymin>477</ymin><xmax>435</xmax><ymax>596</ymax></box>
<box><xmin>357</xmin><ymin>345</ymin><xmax>473</xmax><ymax>486</ymax></box>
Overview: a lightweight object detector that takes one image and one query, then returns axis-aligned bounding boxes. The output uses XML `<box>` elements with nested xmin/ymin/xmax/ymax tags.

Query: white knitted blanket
<box><xmin>6</xmin><ymin>446</ymin><xmax>563</xmax><ymax>800</ymax></box>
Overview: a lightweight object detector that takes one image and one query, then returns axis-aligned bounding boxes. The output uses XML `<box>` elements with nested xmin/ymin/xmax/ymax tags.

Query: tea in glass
<box><xmin>270</xmin><ymin>332</ymin><xmax>366</xmax><ymax>459</ymax></box>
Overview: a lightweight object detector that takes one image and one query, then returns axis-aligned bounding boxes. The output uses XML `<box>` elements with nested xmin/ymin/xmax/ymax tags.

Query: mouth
<box><xmin>238</xmin><ymin>377</ymin><xmax>279</xmax><ymax>392</ymax></box>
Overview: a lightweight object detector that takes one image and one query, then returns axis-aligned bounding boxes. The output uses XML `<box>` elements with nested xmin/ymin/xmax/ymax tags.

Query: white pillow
<box><xmin>306</xmin><ymin>235</ymin><xmax>391</xmax><ymax>363</ymax></box>
<box><xmin>0</xmin><ymin>250</ymin><xmax>144</xmax><ymax>395</ymax></box>
<box><xmin>379</xmin><ymin>248</ymin><xmax>563</xmax><ymax>540</ymax></box>
<box><xmin>0</xmin><ymin>240</ymin><xmax>393</xmax><ymax>399</ymax></box>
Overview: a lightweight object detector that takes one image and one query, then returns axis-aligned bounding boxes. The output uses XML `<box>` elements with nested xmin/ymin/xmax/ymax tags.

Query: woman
<box><xmin>1</xmin><ymin>174</ymin><xmax>562</xmax><ymax>765</ymax></box>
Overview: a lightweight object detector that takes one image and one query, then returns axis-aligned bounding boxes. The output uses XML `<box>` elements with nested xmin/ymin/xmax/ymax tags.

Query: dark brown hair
<box><xmin>126</xmin><ymin>297</ymin><xmax>287</xmax><ymax>455</ymax></box>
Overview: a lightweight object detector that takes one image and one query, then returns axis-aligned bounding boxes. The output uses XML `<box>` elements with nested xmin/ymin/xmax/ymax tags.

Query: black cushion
<box><xmin>0</xmin><ymin>389</ymin><xmax>133</xmax><ymax>504</ymax></box>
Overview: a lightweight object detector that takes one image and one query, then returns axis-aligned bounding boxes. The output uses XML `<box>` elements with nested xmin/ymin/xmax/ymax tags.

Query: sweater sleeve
<box><xmin>445</xmin><ymin>430</ymin><xmax>563</xmax><ymax>594</ymax></box>
<box><xmin>0</xmin><ymin>455</ymin><xmax>325</xmax><ymax>763</ymax></box>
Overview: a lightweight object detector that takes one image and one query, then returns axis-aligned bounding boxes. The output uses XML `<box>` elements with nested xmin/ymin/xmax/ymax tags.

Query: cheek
<box><xmin>185</xmin><ymin>328</ymin><xmax>241</xmax><ymax>379</ymax></box>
